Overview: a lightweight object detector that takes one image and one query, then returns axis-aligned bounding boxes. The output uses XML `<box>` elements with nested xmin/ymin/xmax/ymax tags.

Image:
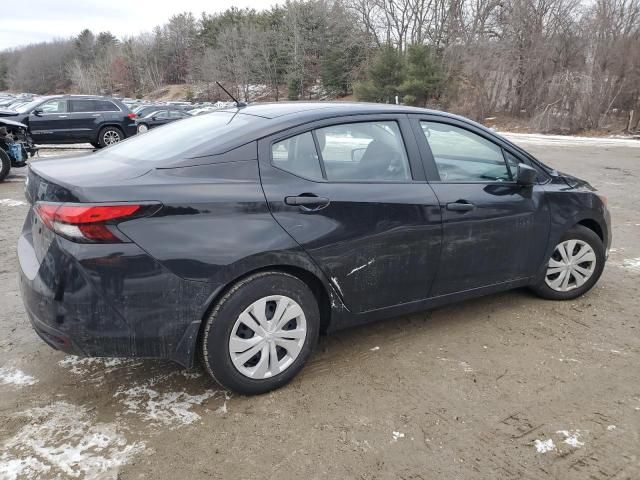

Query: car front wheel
<box><xmin>531</xmin><ymin>225</ymin><xmax>605</xmax><ymax>300</ymax></box>
<box><xmin>137</xmin><ymin>123</ymin><xmax>148</xmax><ymax>133</ymax></box>
<box><xmin>201</xmin><ymin>271</ymin><xmax>319</xmax><ymax>395</ymax></box>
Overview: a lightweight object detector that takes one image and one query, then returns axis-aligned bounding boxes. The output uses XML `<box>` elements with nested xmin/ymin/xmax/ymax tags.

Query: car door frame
<box><xmin>257</xmin><ymin>113</ymin><xmax>449</xmax><ymax>321</ymax></box>
<box><xmin>28</xmin><ymin>98</ymin><xmax>70</xmax><ymax>143</ymax></box>
<box><xmin>408</xmin><ymin>113</ymin><xmax>552</xmax><ymax>296</ymax></box>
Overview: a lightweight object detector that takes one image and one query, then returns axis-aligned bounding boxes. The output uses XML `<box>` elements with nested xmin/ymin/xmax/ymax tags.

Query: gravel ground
<box><xmin>0</xmin><ymin>137</ymin><xmax>639</xmax><ymax>479</ymax></box>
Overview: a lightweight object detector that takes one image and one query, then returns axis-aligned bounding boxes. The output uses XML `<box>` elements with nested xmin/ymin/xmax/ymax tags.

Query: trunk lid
<box><xmin>28</xmin><ymin>153</ymin><xmax>152</xmax><ymax>202</ymax></box>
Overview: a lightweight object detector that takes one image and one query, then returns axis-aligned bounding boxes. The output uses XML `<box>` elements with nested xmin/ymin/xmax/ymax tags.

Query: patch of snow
<box><xmin>556</xmin><ymin>430</ymin><xmax>584</xmax><ymax>448</ymax></box>
<box><xmin>607</xmin><ymin>425</ymin><xmax>616</xmax><ymax>431</ymax></box>
<box><xmin>558</xmin><ymin>358</ymin><xmax>581</xmax><ymax>363</ymax></box>
<box><xmin>114</xmin><ymin>376</ymin><xmax>216</xmax><ymax>427</ymax></box>
<box><xmin>0</xmin><ymin>198</ymin><xmax>26</xmax><ymax>207</ymax></box>
<box><xmin>58</xmin><ymin>356</ymin><xmax>142</xmax><ymax>380</ymax></box>
<box><xmin>0</xmin><ymin>367</ymin><xmax>37</xmax><ymax>386</ymax></box>
<box><xmin>534</xmin><ymin>438</ymin><xmax>556</xmax><ymax>453</ymax></box>
<box><xmin>392</xmin><ymin>431</ymin><xmax>405</xmax><ymax>442</ymax></box>
<box><xmin>622</xmin><ymin>258</ymin><xmax>640</xmax><ymax>272</ymax></box>
<box><xmin>346</xmin><ymin>259</ymin><xmax>375</xmax><ymax>277</ymax></box>
<box><xmin>501</xmin><ymin>132</ymin><xmax>640</xmax><ymax>148</ymax></box>
<box><xmin>0</xmin><ymin>401</ymin><xmax>144</xmax><ymax>480</ymax></box>
<box><xmin>370</xmin><ymin>346</ymin><xmax>380</xmax><ymax>351</ymax></box>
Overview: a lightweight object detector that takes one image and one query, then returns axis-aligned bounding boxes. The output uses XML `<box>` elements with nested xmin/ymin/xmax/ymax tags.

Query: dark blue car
<box><xmin>18</xmin><ymin>103</ymin><xmax>611</xmax><ymax>394</ymax></box>
<box><xmin>0</xmin><ymin>95</ymin><xmax>137</xmax><ymax>148</ymax></box>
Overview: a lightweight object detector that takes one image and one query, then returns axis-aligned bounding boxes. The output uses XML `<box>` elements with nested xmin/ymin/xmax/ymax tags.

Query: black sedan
<box><xmin>18</xmin><ymin>103</ymin><xmax>611</xmax><ymax>395</ymax></box>
<box><xmin>135</xmin><ymin>109</ymin><xmax>191</xmax><ymax>133</ymax></box>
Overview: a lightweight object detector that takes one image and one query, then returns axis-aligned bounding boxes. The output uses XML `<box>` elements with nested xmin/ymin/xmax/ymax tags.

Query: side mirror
<box><xmin>517</xmin><ymin>164</ymin><xmax>537</xmax><ymax>186</ymax></box>
<box><xmin>151</xmin><ymin>116</ymin><xmax>157</xmax><ymax>121</ymax></box>
<box><xmin>351</xmin><ymin>148</ymin><xmax>366</xmax><ymax>162</ymax></box>
<box><xmin>32</xmin><ymin>108</ymin><xmax>43</xmax><ymax>116</ymax></box>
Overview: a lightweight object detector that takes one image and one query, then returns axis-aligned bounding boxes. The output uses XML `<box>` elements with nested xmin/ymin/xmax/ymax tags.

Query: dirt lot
<box><xmin>1</xmin><ymin>135</ymin><xmax>639</xmax><ymax>480</ymax></box>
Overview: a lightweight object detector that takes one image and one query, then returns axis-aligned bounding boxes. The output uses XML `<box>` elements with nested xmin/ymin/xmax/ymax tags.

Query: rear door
<box><xmin>28</xmin><ymin>98</ymin><xmax>69</xmax><ymax>142</ymax></box>
<box><xmin>411</xmin><ymin>116</ymin><xmax>550</xmax><ymax>296</ymax></box>
<box><xmin>68</xmin><ymin>99</ymin><xmax>102</xmax><ymax>141</ymax></box>
<box><xmin>259</xmin><ymin>114</ymin><xmax>442</xmax><ymax>313</ymax></box>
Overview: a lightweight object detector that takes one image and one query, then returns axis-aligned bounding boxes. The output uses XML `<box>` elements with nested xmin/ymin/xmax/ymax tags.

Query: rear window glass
<box><xmin>95</xmin><ymin>111</ymin><xmax>262</xmax><ymax>163</ymax></box>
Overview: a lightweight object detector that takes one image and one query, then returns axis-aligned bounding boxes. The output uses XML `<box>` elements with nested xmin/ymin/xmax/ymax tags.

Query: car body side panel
<box><xmin>534</xmin><ymin>179</ymin><xmax>611</xmax><ymax>278</ymax></box>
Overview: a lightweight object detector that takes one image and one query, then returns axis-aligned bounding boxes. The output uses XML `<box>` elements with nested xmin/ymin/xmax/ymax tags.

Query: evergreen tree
<box><xmin>399</xmin><ymin>44</ymin><xmax>441</xmax><ymax>107</ymax></box>
<box><xmin>354</xmin><ymin>45</ymin><xmax>404</xmax><ymax>103</ymax></box>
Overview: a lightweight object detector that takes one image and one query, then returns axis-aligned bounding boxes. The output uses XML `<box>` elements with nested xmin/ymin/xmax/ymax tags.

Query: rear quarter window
<box><xmin>95</xmin><ymin>111</ymin><xmax>264</xmax><ymax>164</ymax></box>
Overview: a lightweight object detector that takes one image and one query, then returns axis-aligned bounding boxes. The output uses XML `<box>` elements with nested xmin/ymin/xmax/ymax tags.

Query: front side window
<box><xmin>39</xmin><ymin>99</ymin><xmax>67</xmax><ymax>114</ymax></box>
<box><xmin>169</xmin><ymin>110</ymin><xmax>184</xmax><ymax>118</ymax></box>
<box><xmin>272</xmin><ymin>132</ymin><xmax>323</xmax><ymax>181</ymax></box>
<box><xmin>421</xmin><ymin>122</ymin><xmax>511</xmax><ymax>182</ymax></box>
<box><xmin>154</xmin><ymin>110</ymin><xmax>169</xmax><ymax>119</ymax></box>
<box><xmin>316</xmin><ymin>121</ymin><xmax>411</xmax><ymax>182</ymax></box>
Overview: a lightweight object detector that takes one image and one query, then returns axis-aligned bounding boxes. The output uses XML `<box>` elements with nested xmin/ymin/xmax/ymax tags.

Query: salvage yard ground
<box><xmin>1</xmin><ymin>134</ymin><xmax>639</xmax><ymax>479</ymax></box>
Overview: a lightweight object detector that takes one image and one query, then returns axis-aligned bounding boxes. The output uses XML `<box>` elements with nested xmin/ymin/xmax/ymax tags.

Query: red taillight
<box><xmin>127</xmin><ymin>112</ymin><xmax>137</xmax><ymax>119</ymax></box>
<box><xmin>34</xmin><ymin>203</ymin><xmax>152</xmax><ymax>243</ymax></box>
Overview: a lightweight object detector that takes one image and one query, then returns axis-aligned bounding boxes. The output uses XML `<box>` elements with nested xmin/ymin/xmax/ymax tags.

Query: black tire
<box><xmin>201</xmin><ymin>271</ymin><xmax>320</xmax><ymax>395</ymax></box>
<box><xmin>530</xmin><ymin>225</ymin><xmax>605</xmax><ymax>300</ymax></box>
<box><xmin>97</xmin><ymin>126</ymin><xmax>124</xmax><ymax>148</ymax></box>
<box><xmin>90</xmin><ymin>141</ymin><xmax>101</xmax><ymax>149</ymax></box>
<box><xmin>0</xmin><ymin>148</ymin><xmax>11</xmax><ymax>182</ymax></box>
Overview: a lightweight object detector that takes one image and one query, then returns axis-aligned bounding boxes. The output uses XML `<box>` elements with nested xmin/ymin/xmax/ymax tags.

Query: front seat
<box><xmin>358</xmin><ymin>140</ymin><xmax>400</xmax><ymax>180</ymax></box>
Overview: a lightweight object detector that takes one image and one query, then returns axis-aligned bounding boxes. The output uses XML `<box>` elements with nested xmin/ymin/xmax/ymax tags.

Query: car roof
<box><xmin>44</xmin><ymin>95</ymin><xmax>121</xmax><ymax>101</ymax></box>
<box><xmin>218</xmin><ymin>102</ymin><xmax>438</xmax><ymax>119</ymax></box>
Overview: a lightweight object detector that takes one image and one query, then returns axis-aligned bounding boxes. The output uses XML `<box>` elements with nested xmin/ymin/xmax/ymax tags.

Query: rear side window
<box><xmin>272</xmin><ymin>132</ymin><xmax>323</xmax><ymax>181</ymax></box>
<box><xmin>70</xmin><ymin>100</ymin><xmax>96</xmax><ymax>112</ymax></box>
<box><xmin>94</xmin><ymin>111</ymin><xmax>263</xmax><ymax>164</ymax></box>
<box><xmin>421</xmin><ymin>122</ymin><xmax>511</xmax><ymax>182</ymax></box>
<box><xmin>95</xmin><ymin>100</ymin><xmax>119</xmax><ymax>112</ymax></box>
<box><xmin>316</xmin><ymin>121</ymin><xmax>410</xmax><ymax>182</ymax></box>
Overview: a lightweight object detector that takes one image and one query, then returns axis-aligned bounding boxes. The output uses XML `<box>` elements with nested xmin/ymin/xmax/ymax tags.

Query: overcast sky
<box><xmin>0</xmin><ymin>0</ymin><xmax>278</xmax><ymax>50</ymax></box>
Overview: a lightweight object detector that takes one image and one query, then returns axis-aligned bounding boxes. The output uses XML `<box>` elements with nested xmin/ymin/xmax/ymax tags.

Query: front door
<box><xmin>259</xmin><ymin>115</ymin><xmax>442</xmax><ymax>313</ymax></box>
<box><xmin>413</xmin><ymin>118</ymin><xmax>550</xmax><ymax>296</ymax></box>
<box><xmin>29</xmin><ymin>98</ymin><xmax>70</xmax><ymax>143</ymax></box>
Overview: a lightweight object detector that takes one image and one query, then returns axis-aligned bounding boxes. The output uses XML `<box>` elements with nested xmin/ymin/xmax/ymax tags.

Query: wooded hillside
<box><xmin>1</xmin><ymin>0</ymin><xmax>639</xmax><ymax>133</ymax></box>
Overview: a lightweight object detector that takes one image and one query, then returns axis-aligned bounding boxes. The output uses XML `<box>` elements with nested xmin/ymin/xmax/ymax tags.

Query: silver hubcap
<box><xmin>545</xmin><ymin>239</ymin><xmax>596</xmax><ymax>292</ymax></box>
<box><xmin>103</xmin><ymin>130</ymin><xmax>121</xmax><ymax>145</ymax></box>
<box><xmin>137</xmin><ymin>124</ymin><xmax>148</xmax><ymax>133</ymax></box>
<box><xmin>229</xmin><ymin>295</ymin><xmax>307</xmax><ymax>379</ymax></box>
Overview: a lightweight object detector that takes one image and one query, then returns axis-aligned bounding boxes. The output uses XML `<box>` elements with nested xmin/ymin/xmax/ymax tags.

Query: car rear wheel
<box><xmin>0</xmin><ymin>148</ymin><xmax>11</xmax><ymax>181</ymax></box>
<box><xmin>531</xmin><ymin>225</ymin><xmax>605</xmax><ymax>300</ymax></box>
<box><xmin>97</xmin><ymin>126</ymin><xmax>123</xmax><ymax>147</ymax></box>
<box><xmin>201</xmin><ymin>271</ymin><xmax>319</xmax><ymax>395</ymax></box>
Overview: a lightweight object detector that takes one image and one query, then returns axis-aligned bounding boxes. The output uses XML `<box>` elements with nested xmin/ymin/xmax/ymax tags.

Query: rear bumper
<box><xmin>18</xmin><ymin>219</ymin><xmax>213</xmax><ymax>367</ymax></box>
<box><xmin>123</xmin><ymin>123</ymin><xmax>137</xmax><ymax>138</ymax></box>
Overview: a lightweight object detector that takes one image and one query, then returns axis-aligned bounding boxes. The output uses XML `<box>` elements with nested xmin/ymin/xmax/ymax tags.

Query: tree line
<box><xmin>0</xmin><ymin>0</ymin><xmax>638</xmax><ymax>133</ymax></box>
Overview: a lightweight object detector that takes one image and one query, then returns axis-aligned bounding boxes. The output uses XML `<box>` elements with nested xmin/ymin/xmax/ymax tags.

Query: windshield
<box><xmin>13</xmin><ymin>99</ymin><xmax>45</xmax><ymax>113</ymax></box>
<box><xmin>96</xmin><ymin>110</ymin><xmax>263</xmax><ymax>164</ymax></box>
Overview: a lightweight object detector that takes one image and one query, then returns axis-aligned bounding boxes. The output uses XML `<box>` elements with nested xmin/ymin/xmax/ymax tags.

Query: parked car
<box><xmin>19</xmin><ymin>103</ymin><xmax>611</xmax><ymax>395</ymax></box>
<box><xmin>136</xmin><ymin>109</ymin><xmax>191</xmax><ymax>132</ymax></box>
<box><xmin>0</xmin><ymin>95</ymin><xmax>137</xmax><ymax>147</ymax></box>
<box><xmin>0</xmin><ymin>118</ymin><xmax>36</xmax><ymax>181</ymax></box>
